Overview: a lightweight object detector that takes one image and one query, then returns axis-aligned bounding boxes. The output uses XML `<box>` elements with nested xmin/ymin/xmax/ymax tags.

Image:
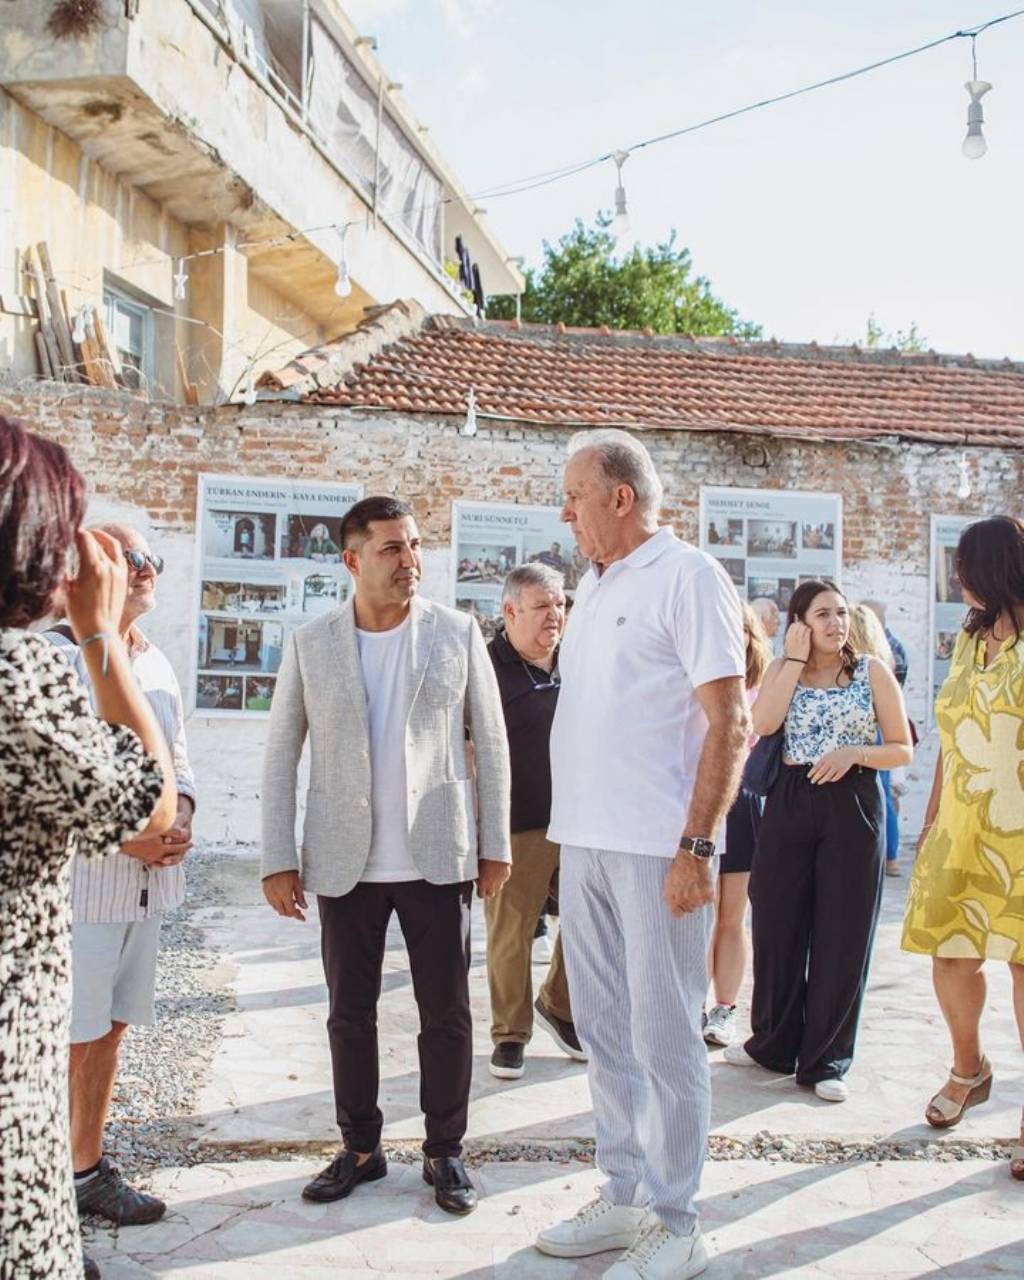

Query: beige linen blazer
<box><xmin>260</xmin><ymin>596</ymin><xmax>511</xmax><ymax>896</ymax></box>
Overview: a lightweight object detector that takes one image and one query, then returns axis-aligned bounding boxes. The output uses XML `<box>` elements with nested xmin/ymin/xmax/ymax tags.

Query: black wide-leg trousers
<box><xmin>318</xmin><ymin>879</ymin><xmax>473</xmax><ymax>1158</ymax></box>
<box><xmin>746</xmin><ymin>763</ymin><xmax>885</xmax><ymax>1084</ymax></box>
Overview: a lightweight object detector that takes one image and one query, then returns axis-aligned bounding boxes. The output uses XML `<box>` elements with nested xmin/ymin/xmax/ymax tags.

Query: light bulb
<box><xmin>956</xmin><ymin>452</ymin><xmax>972</xmax><ymax>501</ymax></box>
<box><xmin>611</xmin><ymin>150</ymin><xmax>631</xmax><ymax>240</ymax></box>
<box><xmin>962</xmin><ymin>80</ymin><xmax>991</xmax><ymax>160</ymax></box>
<box><xmin>71</xmin><ymin>307</ymin><xmax>88</xmax><ymax>345</ymax></box>
<box><xmin>335</xmin><ymin>225</ymin><xmax>353</xmax><ymax>298</ymax></box>
<box><xmin>173</xmin><ymin>259</ymin><xmax>188</xmax><ymax>300</ymax></box>
<box><xmin>462</xmin><ymin>386</ymin><xmax>478</xmax><ymax>437</ymax></box>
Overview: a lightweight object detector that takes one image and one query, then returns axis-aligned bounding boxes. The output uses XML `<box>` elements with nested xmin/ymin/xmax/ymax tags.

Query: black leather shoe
<box><xmin>534</xmin><ymin>997</ymin><xmax>587</xmax><ymax>1062</ymax></box>
<box><xmin>83</xmin><ymin>1254</ymin><xmax>101</xmax><ymax>1280</ymax></box>
<box><xmin>423</xmin><ymin>1156</ymin><xmax>477</xmax><ymax>1215</ymax></box>
<box><xmin>302</xmin><ymin>1146</ymin><xmax>387</xmax><ymax>1202</ymax></box>
<box><xmin>489</xmin><ymin>1041</ymin><xmax>525</xmax><ymax>1079</ymax></box>
<box><xmin>75</xmin><ymin>1157</ymin><xmax>166</xmax><ymax>1225</ymax></box>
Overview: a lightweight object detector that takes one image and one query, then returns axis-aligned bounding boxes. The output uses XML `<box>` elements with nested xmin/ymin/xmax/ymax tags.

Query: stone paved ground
<box><xmin>87</xmin><ymin>749</ymin><xmax>1023</xmax><ymax>1277</ymax></box>
<box><xmin>87</xmin><ymin>1157</ymin><xmax>1022</xmax><ymax>1278</ymax></box>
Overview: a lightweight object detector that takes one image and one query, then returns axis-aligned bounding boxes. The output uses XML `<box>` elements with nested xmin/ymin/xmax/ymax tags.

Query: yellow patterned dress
<box><xmin>902</xmin><ymin>628</ymin><xmax>1024</xmax><ymax>963</ymax></box>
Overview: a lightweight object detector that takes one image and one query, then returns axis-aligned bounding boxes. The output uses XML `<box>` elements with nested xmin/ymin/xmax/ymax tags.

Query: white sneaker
<box><xmin>536</xmin><ymin>1197</ymin><xmax>647</xmax><ymax>1258</ymax></box>
<box><xmin>722</xmin><ymin>1042</ymin><xmax>759</xmax><ymax>1067</ymax></box>
<box><xmin>814</xmin><ymin>1078</ymin><xmax>849</xmax><ymax>1103</ymax></box>
<box><xmin>603</xmin><ymin>1221</ymin><xmax>709</xmax><ymax>1279</ymax></box>
<box><xmin>532</xmin><ymin>932</ymin><xmax>554</xmax><ymax>963</ymax></box>
<box><xmin>703</xmin><ymin>1004</ymin><xmax>736</xmax><ymax>1047</ymax></box>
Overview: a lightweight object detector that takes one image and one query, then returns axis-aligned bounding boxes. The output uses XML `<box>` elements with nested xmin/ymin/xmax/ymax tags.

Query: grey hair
<box><xmin>500</xmin><ymin>562</ymin><xmax>565</xmax><ymax>609</ymax></box>
<box><xmin>567</xmin><ymin>428</ymin><xmax>664</xmax><ymax>517</ymax></box>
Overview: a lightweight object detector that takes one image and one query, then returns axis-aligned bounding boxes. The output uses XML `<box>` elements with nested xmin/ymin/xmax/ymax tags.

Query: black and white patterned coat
<box><xmin>0</xmin><ymin>631</ymin><xmax>162</xmax><ymax>1280</ymax></box>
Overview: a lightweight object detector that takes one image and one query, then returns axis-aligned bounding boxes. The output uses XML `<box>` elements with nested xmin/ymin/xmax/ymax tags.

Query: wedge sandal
<box><xmin>925</xmin><ymin>1055</ymin><xmax>992</xmax><ymax>1130</ymax></box>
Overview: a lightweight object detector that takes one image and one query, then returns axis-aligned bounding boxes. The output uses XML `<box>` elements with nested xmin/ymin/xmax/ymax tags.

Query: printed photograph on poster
<box><xmin>748</xmin><ymin>519</ymin><xmax>797</xmax><ymax>559</ymax></box>
<box><xmin>705</xmin><ymin>517</ymin><xmax>744</xmax><ymax>548</ymax></box>
<box><xmin>193</xmin><ymin>476</ymin><xmax>362</xmax><ymax>717</ymax></box>
<box><xmin>457</xmin><ymin>543</ymin><xmax>517</xmax><ymax>583</ymax></box>
<box><xmin>720</xmin><ymin>558</ymin><xmax>745</xmax><ymax>589</ymax></box>
<box><xmin>244</xmin><ymin>675</ymin><xmax>276</xmax><ymax>712</ymax></box>
<box><xmin>197</xmin><ymin>615</ymin><xmax>284</xmax><ymax>674</ymax></box>
<box><xmin>802</xmin><ymin>522</ymin><xmax>835</xmax><ymax>551</ymax></box>
<box><xmin>451</xmin><ymin>501</ymin><xmax>580</xmax><ymax>631</ymax></box>
<box><xmin>203</xmin><ymin>509</ymin><xmax>277</xmax><ymax>560</ymax></box>
<box><xmin>280</xmin><ymin>516</ymin><xmax>344</xmax><ymax>562</ymax></box>
<box><xmin>201</xmin><ymin>581</ymin><xmax>288</xmax><ymax>613</ymax></box>
<box><xmin>299</xmin><ymin>572</ymin><xmax>347</xmax><ymax>615</ymax></box>
<box><xmin>196</xmin><ymin>674</ymin><xmax>244</xmax><ymax>712</ymax></box>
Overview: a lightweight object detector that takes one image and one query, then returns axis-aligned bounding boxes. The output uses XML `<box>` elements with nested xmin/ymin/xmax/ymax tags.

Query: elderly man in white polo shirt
<box><xmin>535</xmin><ymin>431</ymin><xmax>749</xmax><ymax>1280</ymax></box>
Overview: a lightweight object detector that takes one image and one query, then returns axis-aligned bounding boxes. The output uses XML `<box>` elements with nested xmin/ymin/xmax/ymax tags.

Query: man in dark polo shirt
<box><xmin>485</xmin><ymin>563</ymin><xmax>584</xmax><ymax>1079</ymax></box>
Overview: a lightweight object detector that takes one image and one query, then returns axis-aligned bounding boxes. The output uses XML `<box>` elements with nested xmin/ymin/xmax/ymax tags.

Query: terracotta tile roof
<box><xmin>260</xmin><ymin>307</ymin><xmax>1024</xmax><ymax>448</ymax></box>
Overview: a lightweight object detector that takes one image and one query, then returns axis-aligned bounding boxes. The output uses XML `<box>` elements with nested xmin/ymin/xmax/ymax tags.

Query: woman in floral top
<box><xmin>723</xmin><ymin>580</ymin><xmax>912</xmax><ymax>1102</ymax></box>
<box><xmin>901</xmin><ymin>516</ymin><xmax>1024</xmax><ymax>1181</ymax></box>
<box><xmin>0</xmin><ymin>418</ymin><xmax>176</xmax><ymax>1279</ymax></box>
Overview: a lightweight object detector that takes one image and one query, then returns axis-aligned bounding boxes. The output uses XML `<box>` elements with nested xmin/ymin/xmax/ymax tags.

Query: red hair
<box><xmin>0</xmin><ymin>417</ymin><xmax>85</xmax><ymax>626</ymax></box>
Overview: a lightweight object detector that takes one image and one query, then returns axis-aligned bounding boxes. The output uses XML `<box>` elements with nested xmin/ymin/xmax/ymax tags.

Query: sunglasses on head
<box><xmin>125</xmin><ymin>548</ymin><xmax>164</xmax><ymax>575</ymax></box>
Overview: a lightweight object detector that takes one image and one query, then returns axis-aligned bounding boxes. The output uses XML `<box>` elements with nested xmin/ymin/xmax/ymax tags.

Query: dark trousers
<box><xmin>318</xmin><ymin>879</ymin><xmax>473</xmax><ymax>1158</ymax></box>
<box><xmin>746</xmin><ymin>763</ymin><xmax>884</xmax><ymax>1084</ymax></box>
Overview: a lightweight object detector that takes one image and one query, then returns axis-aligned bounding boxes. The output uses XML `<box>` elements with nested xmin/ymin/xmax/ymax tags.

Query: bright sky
<box><xmin>343</xmin><ymin>0</ymin><xmax>1024</xmax><ymax>360</ymax></box>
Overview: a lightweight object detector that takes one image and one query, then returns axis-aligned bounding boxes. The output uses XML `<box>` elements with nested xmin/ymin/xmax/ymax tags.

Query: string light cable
<box><xmin>9</xmin><ymin>10</ymin><xmax>1023</xmax><ymax>302</ymax></box>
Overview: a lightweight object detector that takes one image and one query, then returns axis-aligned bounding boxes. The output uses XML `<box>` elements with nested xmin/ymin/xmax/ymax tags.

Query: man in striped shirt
<box><xmin>47</xmin><ymin>524</ymin><xmax>195</xmax><ymax>1228</ymax></box>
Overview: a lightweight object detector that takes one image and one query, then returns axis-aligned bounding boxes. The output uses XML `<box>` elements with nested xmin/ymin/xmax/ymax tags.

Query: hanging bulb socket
<box><xmin>612</xmin><ymin>150</ymin><xmax>631</xmax><ymax>239</ymax></box>
<box><xmin>335</xmin><ymin>224</ymin><xmax>353</xmax><ymax>298</ymax></box>
<box><xmin>956</xmin><ymin>451</ymin><xmax>972</xmax><ymax>501</ymax></box>
<box><xmin>71</xmin><ymin>306</ymin><xmax>89</xmax><ymax>345</ymax></box>
<box><xmin>462</xmin><ymin>386</ymin><xmax>478</xmax><ymax>437</ymax></box>
<box><xmin>173</xmin><ymin>259</ymin><xmax>188</xmax><ymax>301</ymax></box>
<box><xmin>962</xmin><ymin>80</ymin><xmax>992</xmax><ymax>159</ymax></box>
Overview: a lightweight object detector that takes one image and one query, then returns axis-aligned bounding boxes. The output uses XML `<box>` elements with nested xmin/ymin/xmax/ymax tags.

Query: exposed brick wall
<box><xmin>4</xmin><ymin>385</ymin><xmax>1019</xmax><ymax>843</ymax></box>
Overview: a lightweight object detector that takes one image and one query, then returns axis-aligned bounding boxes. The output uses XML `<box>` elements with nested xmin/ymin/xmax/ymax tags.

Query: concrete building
<box><xmin>0</xmin><ymin>0</ymin><xmax>521</xmax><ymax>402</ymax></box>
<box><xmin>3</xmin><ymin>302</ymin><xmax>1021</xmax><ymax>843</ymax></box>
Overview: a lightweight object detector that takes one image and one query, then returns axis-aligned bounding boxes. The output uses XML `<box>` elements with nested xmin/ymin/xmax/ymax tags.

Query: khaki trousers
<box><xmin>485</xmin><ymin>828</ymin><xmax>572</xmax><ymax>1044</ymax></box>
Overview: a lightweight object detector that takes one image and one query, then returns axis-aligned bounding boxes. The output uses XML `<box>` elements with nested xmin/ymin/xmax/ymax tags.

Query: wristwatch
<box><xmin>679</xmin><ymin>836</ymin><xmax>717</xmax><ymax>861</ymax></box>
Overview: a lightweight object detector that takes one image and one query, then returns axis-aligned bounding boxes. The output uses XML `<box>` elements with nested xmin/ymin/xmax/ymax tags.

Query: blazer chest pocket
<box><xmin>422</xmin><ymin>654</ymin><xmax>465</xmax><ymax>706</ymax></box>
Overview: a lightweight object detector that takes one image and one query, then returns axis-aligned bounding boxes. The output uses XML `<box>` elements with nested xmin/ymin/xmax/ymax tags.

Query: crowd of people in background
<box><xmin>2</xmin><ymin>413</ymin><xmax>1022</xmax><ymax>1280</ymax></box>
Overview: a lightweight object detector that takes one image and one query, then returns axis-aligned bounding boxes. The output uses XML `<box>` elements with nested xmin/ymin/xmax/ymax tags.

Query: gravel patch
<box><xmin>103</xmin><ymin>845</ymin><xmax>235</xmax><ymax>1178</ymax></box>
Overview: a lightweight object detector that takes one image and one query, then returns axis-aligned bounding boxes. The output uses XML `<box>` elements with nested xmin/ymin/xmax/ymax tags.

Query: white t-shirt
<box><xmin>548</xmin><ymin>526</ymin><xmax>746</xmax><ymax>859</ymax></box>
<box><xmin>356</xmin><ymin>616</ymin><xmax>421</xmax><ymax>883</ymax></box>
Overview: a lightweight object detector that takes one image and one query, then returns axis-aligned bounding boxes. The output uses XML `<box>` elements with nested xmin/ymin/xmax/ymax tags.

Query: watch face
<box><xmin>683</xmin><ymin>837</ymin><xmax>716</xmax><ymax>859</ymax></box>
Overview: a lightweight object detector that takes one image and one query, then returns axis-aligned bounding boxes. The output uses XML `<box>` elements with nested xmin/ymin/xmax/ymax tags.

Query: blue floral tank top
<box><xmin>783</xmin><ymin>656</ymin><xmax>877</xmax><ymax>764</ymax></box>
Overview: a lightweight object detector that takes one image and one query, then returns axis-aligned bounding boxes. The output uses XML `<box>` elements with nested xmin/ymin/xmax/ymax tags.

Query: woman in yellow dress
<box><xmin>902</xmin><ymin>515</ymin><xmax>1024</xmax><ymax>1181</ymax></box>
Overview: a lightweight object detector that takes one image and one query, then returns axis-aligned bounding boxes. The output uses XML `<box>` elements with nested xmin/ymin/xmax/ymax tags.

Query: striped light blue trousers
<box><xmin>559</xmin><ymin>845</ymin><xmax>714</xmax><ymax>1236</ymax></box>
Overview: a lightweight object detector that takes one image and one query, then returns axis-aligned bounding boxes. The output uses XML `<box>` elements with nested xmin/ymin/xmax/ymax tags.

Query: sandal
<box><xmin>925</xmin><ymin>1055</ymin><xmax>992</xmax><ymax>1129</ymax></box>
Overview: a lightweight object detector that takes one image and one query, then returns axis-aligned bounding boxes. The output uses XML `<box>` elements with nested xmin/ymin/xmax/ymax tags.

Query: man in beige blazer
<box><xmin>261</xmin><ymin>496</ymin><xmax>511</xmax><ymax>1216</ymax></box>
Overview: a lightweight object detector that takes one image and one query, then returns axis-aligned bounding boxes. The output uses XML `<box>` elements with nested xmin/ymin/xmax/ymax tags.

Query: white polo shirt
<box><xmin>548</xmin><ymin>526</ymin><xmax>745</xmax><ymax>859</ymax></box>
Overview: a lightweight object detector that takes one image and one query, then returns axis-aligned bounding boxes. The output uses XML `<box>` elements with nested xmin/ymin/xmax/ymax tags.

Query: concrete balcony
<box><xmin>0</xmin><ymin>0</ymin><xmax>521</xmax><ymax>337</ymax></box>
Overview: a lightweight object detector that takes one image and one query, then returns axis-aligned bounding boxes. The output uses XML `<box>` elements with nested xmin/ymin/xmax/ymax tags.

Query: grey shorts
<box><xmin>70</xmin><ymin>914</ymin><xmax>163</xmax><ymax>1043</ymax></box>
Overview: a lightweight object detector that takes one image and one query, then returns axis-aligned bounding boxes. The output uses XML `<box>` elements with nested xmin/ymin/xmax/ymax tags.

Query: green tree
<box><xmin>489</xmin><ymin>218</ymin><xmax>761</xmax><ymax>338</ymax></box>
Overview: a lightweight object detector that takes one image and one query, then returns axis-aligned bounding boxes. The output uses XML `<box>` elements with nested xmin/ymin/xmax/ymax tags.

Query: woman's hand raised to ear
<box><xmin>65</xmin><ymin>528</ymin><xmax>127</xmax><ymax>641</ymax></box>
<box><xmin>784</xmin><ymin>621</ymin><xmax>812</xmax><ymax>663</ymax></box>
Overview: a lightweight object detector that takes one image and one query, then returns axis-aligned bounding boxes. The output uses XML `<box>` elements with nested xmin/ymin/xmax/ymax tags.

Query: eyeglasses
<box><xmin>125</xmin><ymin>549</ymin><xmax>164</xmax><ymax>575</ymax></box>
<box><xmin>520</xmin><ymin>660</ymin><xmax>560</xmax><ymax>692</ymax></box>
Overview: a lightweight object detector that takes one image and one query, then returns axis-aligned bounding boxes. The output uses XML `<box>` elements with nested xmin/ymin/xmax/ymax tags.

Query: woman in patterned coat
<box><xmin>901</xmin><ymin>516</ymin><xmax>1024</xmax><ymax>1181</ymax></box>
<box><xmin>0</xmin><ymin>418</ymin><xmax>176</xmax><ymax>1279</ymax></box>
